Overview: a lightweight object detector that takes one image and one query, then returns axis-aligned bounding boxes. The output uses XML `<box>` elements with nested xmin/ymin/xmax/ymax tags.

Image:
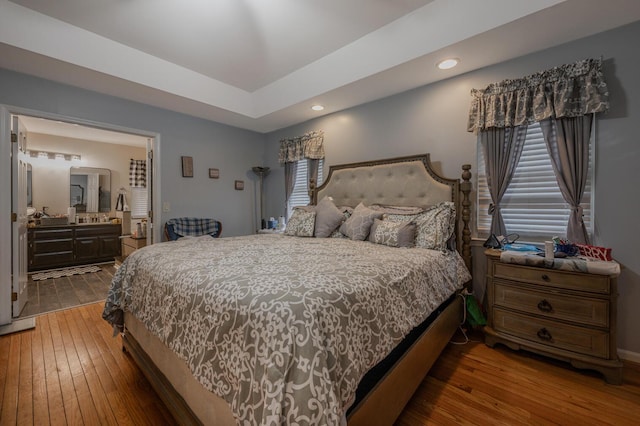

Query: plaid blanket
<box><xmin>165</xmin><ymin>217</ymin><xmax>221</xmax><ymax>239</ymax></box>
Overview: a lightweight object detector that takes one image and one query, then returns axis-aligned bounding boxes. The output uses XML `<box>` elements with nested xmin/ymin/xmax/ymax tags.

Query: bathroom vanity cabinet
<box><xmin>28</xmin><ymin>223</ymin><xmax>121</xmax><ymax>271</ymax></box>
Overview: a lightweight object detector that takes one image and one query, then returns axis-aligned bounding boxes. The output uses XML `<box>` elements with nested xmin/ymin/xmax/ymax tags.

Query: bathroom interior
<box><xmin>19</xmin><ymin>116</ymin><xmax>148</xmax><ymax>318</ymax></box>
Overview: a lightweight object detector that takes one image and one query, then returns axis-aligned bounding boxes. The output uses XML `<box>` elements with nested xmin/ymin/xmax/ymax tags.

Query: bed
<box><xmin>103</xmin><ymin>153</ymin><xmax>473</xmax><ymax>425</ymax></box>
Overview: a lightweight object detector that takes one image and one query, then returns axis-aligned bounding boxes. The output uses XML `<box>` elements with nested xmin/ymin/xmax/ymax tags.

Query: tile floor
<box><xmin>19</xmin><ymin>263</ymin><xmax>116</xmax><ymax>318</ymax></box>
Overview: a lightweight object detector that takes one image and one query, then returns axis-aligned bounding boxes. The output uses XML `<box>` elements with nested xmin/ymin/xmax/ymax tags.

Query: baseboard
<box><xmin>618</xmin><ymin>348</ymin><xmax>640</xmax><ymax>364</ymax></box>
<box><xmin>0</xmin><ymin>317</ymin><xmax>36</xmax><ymax>336</ymax></box>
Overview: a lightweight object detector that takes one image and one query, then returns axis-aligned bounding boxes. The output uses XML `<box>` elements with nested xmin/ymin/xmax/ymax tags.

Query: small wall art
<box><xmin>234</xmin><ymin>180</ymin><xmax>244</xmax><ymax>190</ymax></box>
<box><xmin>209</xmin><ymin>168</ymin><xmax>220</xmax><ymax>179</ymax></box>
<box><xmin>181</xmin><ymin>156</ymin><xmax>193</xmax><ymax>177</ymax></box>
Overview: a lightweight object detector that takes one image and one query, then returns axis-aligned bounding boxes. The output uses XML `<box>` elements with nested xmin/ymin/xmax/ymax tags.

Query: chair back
<box><xmin>164</xmin><ymin>217</ymin><xmax>222</xmax><ymax>240</ymax></box>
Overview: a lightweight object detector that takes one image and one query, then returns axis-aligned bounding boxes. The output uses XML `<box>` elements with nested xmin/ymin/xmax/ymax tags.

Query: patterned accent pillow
<box><xmin>368</xmin><ymin>219</ymin><xmax>416</xmax><ymax>248</ymax></box>
<box><xmin>285</xmin><ymin>209</ymin><xmax>316</xmax><ymax>237</ymax></box>
<box><xmin>384</xmin><ymin>202</ymin><xmax>455</xmax><ymax>250</ymax></box>
<box><xmin>329</xmin><ymin>207</ymin><xmax>353</xmax><ymax>238</ymax></box>
<box><xmin>314</xmin><ymin>197</ymin><xmax>345</xmax><ymax>238</ymax></box>
<box><xmin>339</xmin><ymin>203</ymin><xmax>383</xmax><ymax>241</ymax></box>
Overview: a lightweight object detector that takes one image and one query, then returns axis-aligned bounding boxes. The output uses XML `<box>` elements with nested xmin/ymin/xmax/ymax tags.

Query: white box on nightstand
<box><xmin>115</xmin><ymin>211</ymin><xmax>131</xmax><ymax>235</ymax></box>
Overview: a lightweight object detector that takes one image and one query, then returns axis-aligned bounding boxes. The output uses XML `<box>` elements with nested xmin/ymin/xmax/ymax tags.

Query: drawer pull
<box><xmin>541</xmin><ymin>274</ymin><xmax>550</xmax><ymax>282</ymax></box>
<box><xmin>537</xmin><ymin>299</ymin><xmax>553</xmax><ymax>313</ymax></box>
<box><xmin>537</xmin><ymin>328</ymin><xmax>553</xmax><ymax>341</ymax></box>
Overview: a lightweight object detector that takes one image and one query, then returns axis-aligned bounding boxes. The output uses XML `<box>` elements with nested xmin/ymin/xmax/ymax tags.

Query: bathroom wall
<box><xmin>27</xmin><ymin>133</ymin><xmax>145</xmax><ymax>216</ymax></box>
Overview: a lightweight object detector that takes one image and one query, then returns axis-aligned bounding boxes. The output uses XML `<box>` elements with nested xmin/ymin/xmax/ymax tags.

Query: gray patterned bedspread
<box><xmin>103</xmin><ymin>234</ymin><xmax>470</xmax><ymax>425</ymax></box>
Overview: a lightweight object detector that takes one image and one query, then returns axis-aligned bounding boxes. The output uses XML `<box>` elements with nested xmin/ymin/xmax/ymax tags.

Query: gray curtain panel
<box><xmin>540</xmin><ymin>115</ymin><xmax>592</xmax><ymax>244</ymax></box>
<box><xmin>480</xmin><ymin>125</ymin><xmax>528</xmax><ymax>236</ymax></box>
<box><xmin>284</xmin><ymin>161</ymin><xmax>298</xmax><ymax>219</ymax></box>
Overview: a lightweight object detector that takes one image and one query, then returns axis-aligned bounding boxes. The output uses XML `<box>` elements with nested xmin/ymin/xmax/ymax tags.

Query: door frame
<box><xmin>0</xmin><ymin>104</ymin><xmax>161</xmax><ymax>325</ymax></box>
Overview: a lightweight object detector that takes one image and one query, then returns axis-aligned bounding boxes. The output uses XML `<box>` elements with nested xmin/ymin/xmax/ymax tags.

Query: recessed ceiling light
<box><xmin>437</xmin><ymin>58</ymin><xmax>459</xmax><ymax>70</ymax></box>
<box><xmin>311</xmin><ymin>105</ymin><xmax>324</xmax><ymax>111</ymax></box>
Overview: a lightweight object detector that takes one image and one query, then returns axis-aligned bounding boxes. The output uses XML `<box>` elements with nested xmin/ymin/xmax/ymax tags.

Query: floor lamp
<box><xmin>251</xmin><ymin>166</ymin><xmax>270</xmax><ymax>230</ymax></box>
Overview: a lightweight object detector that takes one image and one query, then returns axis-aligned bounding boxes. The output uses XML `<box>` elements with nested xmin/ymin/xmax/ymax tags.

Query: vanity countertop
<box><xmin>31</xmin><ymin>221</ymin><xmax>121</xmax><ymax>228</ymax></box>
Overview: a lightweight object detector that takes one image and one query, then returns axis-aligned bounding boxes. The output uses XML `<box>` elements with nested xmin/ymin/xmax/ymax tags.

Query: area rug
<box><xmin>31</xmin><ymin>265</ymin><xmax>102</xmax><ymax>281</ymax></box>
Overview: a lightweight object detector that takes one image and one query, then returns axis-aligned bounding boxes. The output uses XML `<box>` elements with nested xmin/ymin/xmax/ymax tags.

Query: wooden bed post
<box><xmin>460</xmin><ymin>164</ymin><xmax>472</xmax><ymax>289</ymax></box>
<box><xmin>309</xmin><ymin>178</ymin><xmax>317</xmax><ymax>205</ymax></box>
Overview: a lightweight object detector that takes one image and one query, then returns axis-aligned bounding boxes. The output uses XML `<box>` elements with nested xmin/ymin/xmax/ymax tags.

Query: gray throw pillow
<box><xmin>314</xmin><ymin>197</ymin><xmax>345</xmax><ymax>238</ymax></box>
<box><xmin>368</xmin><ymin>219</ymin><xmax>416</xmax><ymax>247</ymax></box>
<box><xmin>339</xmin><ymin>202</ymin><xmax>383</xmax><ymax>241</ymax></box>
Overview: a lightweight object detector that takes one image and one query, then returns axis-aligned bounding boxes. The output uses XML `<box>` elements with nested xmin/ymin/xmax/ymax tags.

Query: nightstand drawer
<box><xmin>493</xmin><ymin>280</ymin><xmax>609</xmax><ymax>327</ymax></box>
<box><xmin>493</xmin><ymin>308</ymin><xmax>609</xmax><ymax>358</ymax></box>
<box><xmin>494</xmin><ymin>263</ymin><xmax>610</xmax><ymax>294</ymax></box>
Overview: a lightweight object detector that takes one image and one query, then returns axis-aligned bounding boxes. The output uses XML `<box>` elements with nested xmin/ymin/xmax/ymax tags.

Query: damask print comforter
<box><xmin>103</xmin><ymin>234</ymin><xmax>470</xmax><ymax>425</ymax></box>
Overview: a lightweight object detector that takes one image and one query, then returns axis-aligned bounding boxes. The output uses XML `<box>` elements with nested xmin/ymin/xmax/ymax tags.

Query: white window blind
<box><xmin>287</xmin><ymin>159</ymin><xmax>324</xmax><ymax>216</ymax></box>
<box><xmin>477</xmin><ymin>121</ymin><xmax>593</xmax><ymax>240</ymax></box>
<box><xmin>130</xmin><ymin>187</ymin><xmax>148</xmax><ymax>219</ymax></box>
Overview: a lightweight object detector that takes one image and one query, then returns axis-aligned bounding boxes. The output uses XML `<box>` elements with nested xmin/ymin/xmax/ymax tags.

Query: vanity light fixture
<box><xmin>26</xmin><ymin>150</ymin><xmax>81</xmax><ymax>161</ymax></box>
<box><xmin>311</xmin><ymin>105</ymin><xmax>324</xmax><ymax>111</ymax></box>
<box><xmin>437</xmin><ymin>58</ymin><xmax>459</xmax><ymax>70</ymax></box>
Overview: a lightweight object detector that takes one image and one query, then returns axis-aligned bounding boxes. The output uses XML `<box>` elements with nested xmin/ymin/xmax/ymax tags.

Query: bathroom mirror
<box><xmin>70</xmin><ymin>167</ymin><xmax>111</xmax><ymax>213</ymax></box>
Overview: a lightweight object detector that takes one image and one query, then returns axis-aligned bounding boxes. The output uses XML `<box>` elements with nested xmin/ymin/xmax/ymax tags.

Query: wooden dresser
<box><xmin>28</xmin><ymin>223</ymin><xmax>122</xmax><ymax>271</ymax></box>
<box><xmin>484</xmin><ymin>249</ymin><xmax>622</xmax><ymax>384</ymax></box>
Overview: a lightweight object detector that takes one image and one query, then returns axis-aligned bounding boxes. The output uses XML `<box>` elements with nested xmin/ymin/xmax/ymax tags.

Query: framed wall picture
<box><xmin>234</xmin><ymin>180</ymin><xmax>244</xmax><ymax>190</ymax></box>
<box><xmin>209</xmin><ymin>168</ymin><xmax>220</xmax><ymax>179</ymax></box>
<box><xmin>181</xmin><ymin>156</ymin><xmax>193</xmax><ymax>177</ymax></box>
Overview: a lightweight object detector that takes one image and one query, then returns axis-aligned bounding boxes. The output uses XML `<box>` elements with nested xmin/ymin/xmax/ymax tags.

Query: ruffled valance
<box><xmin>468</xmin><ymin>58</ymin><xmax>609</xmax><ymax>134</ymax></box>
<box><xmin>278</xmin><ymin>131</ymin><xmax>325</xmax><ymax>164</ymax></box>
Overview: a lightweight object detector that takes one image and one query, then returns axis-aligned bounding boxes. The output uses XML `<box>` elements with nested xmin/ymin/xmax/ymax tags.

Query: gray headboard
<box><xmin>311</xmin><ymin>154</ymin><xmax>472</xmax><ymax>277</ymax></box>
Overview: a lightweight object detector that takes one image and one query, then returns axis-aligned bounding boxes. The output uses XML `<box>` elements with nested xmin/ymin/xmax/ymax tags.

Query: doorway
<box><xmin>1</xmin><ymin>107</ymin><xmax>159</xmax><ymax>324</ymax></box>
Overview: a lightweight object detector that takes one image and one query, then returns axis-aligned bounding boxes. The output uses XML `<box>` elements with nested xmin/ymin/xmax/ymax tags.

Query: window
<box><xmin>477</xmin><ymin>121</ymin><xmax>593</xmax><ymax>240</ymax></box>
<box><xmin>130</xmin><ymin>187</ymin><xmax>148</xmax><ymax>219</ymax></box>
<box><xmin>287</xmin><ymin>159</ymin><xmax>324</xmax><ymax>216</ymax></box>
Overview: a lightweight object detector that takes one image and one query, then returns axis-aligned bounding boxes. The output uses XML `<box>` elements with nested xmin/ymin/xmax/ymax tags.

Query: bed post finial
<box><xmin>460</xmin><ymin>164</ymin><xmax>472</xmax><ymax>286</ymax></box>
<box><xmin>309</xmin><ymin>179</ymin><xmax>317</xmax><ymax>205</ymax></box>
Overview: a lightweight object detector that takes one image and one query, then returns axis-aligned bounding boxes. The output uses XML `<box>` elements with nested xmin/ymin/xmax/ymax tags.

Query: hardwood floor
<box><xmin>1</xmin><ymin>304</ymin><xmax>639</xmax><ymax>425</ymax></box>
<box><xmin>396</xmin><ymin>333</ymin><xmax>640</xmax><ymax>425</ymax></box>
<box><xmin>0</xmin><ymin>302</ymin><xmax>175</xmax><ymax>425</ymax></box>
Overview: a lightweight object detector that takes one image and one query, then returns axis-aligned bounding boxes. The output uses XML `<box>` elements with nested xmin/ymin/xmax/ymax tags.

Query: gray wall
<box><xmin>264</xmin><ymin>22</ymin><xmax>640</xmax><ymax>355</ymax></box>
<box><xmin>0</xmin><ymin>68</ymin><xmax>266</xmax><ymax>237</ymax></box>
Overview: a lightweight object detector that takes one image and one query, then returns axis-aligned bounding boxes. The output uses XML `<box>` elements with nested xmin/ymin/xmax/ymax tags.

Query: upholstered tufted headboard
<box><xmin>315</xmin><ymin>159</ymin><xmax>455</xmax><ymax>208</ymax></box>
<box><xmin>311</xmin><ymin>154</ymin><xmax>472</xmax><ymax>271</ymax></box>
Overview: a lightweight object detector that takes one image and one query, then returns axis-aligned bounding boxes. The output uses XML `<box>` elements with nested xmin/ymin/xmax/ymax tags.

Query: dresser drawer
<box><xmin>494</xmin><ymin>262</ymin><xmax>610</xmax><ymax>294</ymax></box>
<box><xmin>493</xmin><ymin>308</ymin><xmax>609</xmax><ymax>358</ymax></box>
<box><xmin>30</xmin><ymin>228</ymin><xmax>73</xmax><ymax>240</ymax></box>
<box><xmin>493</xmin><ymin>280</ymin><xmax>609</xmax><ymax>327</ymax></box>
<box><xmin>32</xmin><ymin>238</ymin><xmax>74</xmax><ymax>254</ymax></box>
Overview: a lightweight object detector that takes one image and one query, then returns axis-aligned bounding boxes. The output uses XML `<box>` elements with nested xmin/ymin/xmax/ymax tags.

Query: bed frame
<box><xmin>122</xmin><ymin>153</ymin><xmax>472</xmax><ymax>425</ymax></box>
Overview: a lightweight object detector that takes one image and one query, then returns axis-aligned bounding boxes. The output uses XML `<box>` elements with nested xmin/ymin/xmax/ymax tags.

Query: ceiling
<box><xmin>2</xmin><ymin>0</ymin><xmax>640</xmax><ymax>135</ymax></box>
<box><xmin>18</xmin><ymin>115</ymin><xmax>148</xmax><ymax>148</ymax></box>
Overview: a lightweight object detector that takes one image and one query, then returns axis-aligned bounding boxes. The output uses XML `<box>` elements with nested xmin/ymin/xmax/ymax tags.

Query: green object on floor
<box><xmin>465</xmin><ymin>294</ymin><xmax>486</xmax><ymax>327</ymax></box>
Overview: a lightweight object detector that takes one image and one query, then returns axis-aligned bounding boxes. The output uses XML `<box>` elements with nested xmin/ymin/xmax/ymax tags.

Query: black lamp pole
<box><xmin>251</xmin><ymin>166</ymin><xmax>270</xmax><ymax>229</ymax></box>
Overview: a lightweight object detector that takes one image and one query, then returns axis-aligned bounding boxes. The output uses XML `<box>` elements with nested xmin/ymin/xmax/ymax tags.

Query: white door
<box><xmin>146</xmin><ymin>139</ymin><xmax>153</xmax><ymax>245</ymax></box>
<box><xmin>12</xmin><ymin>115</ymin><xmax>28</xmax><ymax>317</ymax></box>
<box><xmin>0</xmin><ymin>107</ymin><xmax>12</xmax><ymax>325</ymax></box>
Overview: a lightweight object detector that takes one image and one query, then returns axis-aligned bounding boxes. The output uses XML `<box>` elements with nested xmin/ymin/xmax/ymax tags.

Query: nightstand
<box><xmin>484</xmin><ymin>249</ymin><xmax>622</xmax><ymax>384</ymax></box>
<box><xmin>121</xmin><ymin>235</ymin><xmax>147</xmax><ymax>259</ymax></box>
